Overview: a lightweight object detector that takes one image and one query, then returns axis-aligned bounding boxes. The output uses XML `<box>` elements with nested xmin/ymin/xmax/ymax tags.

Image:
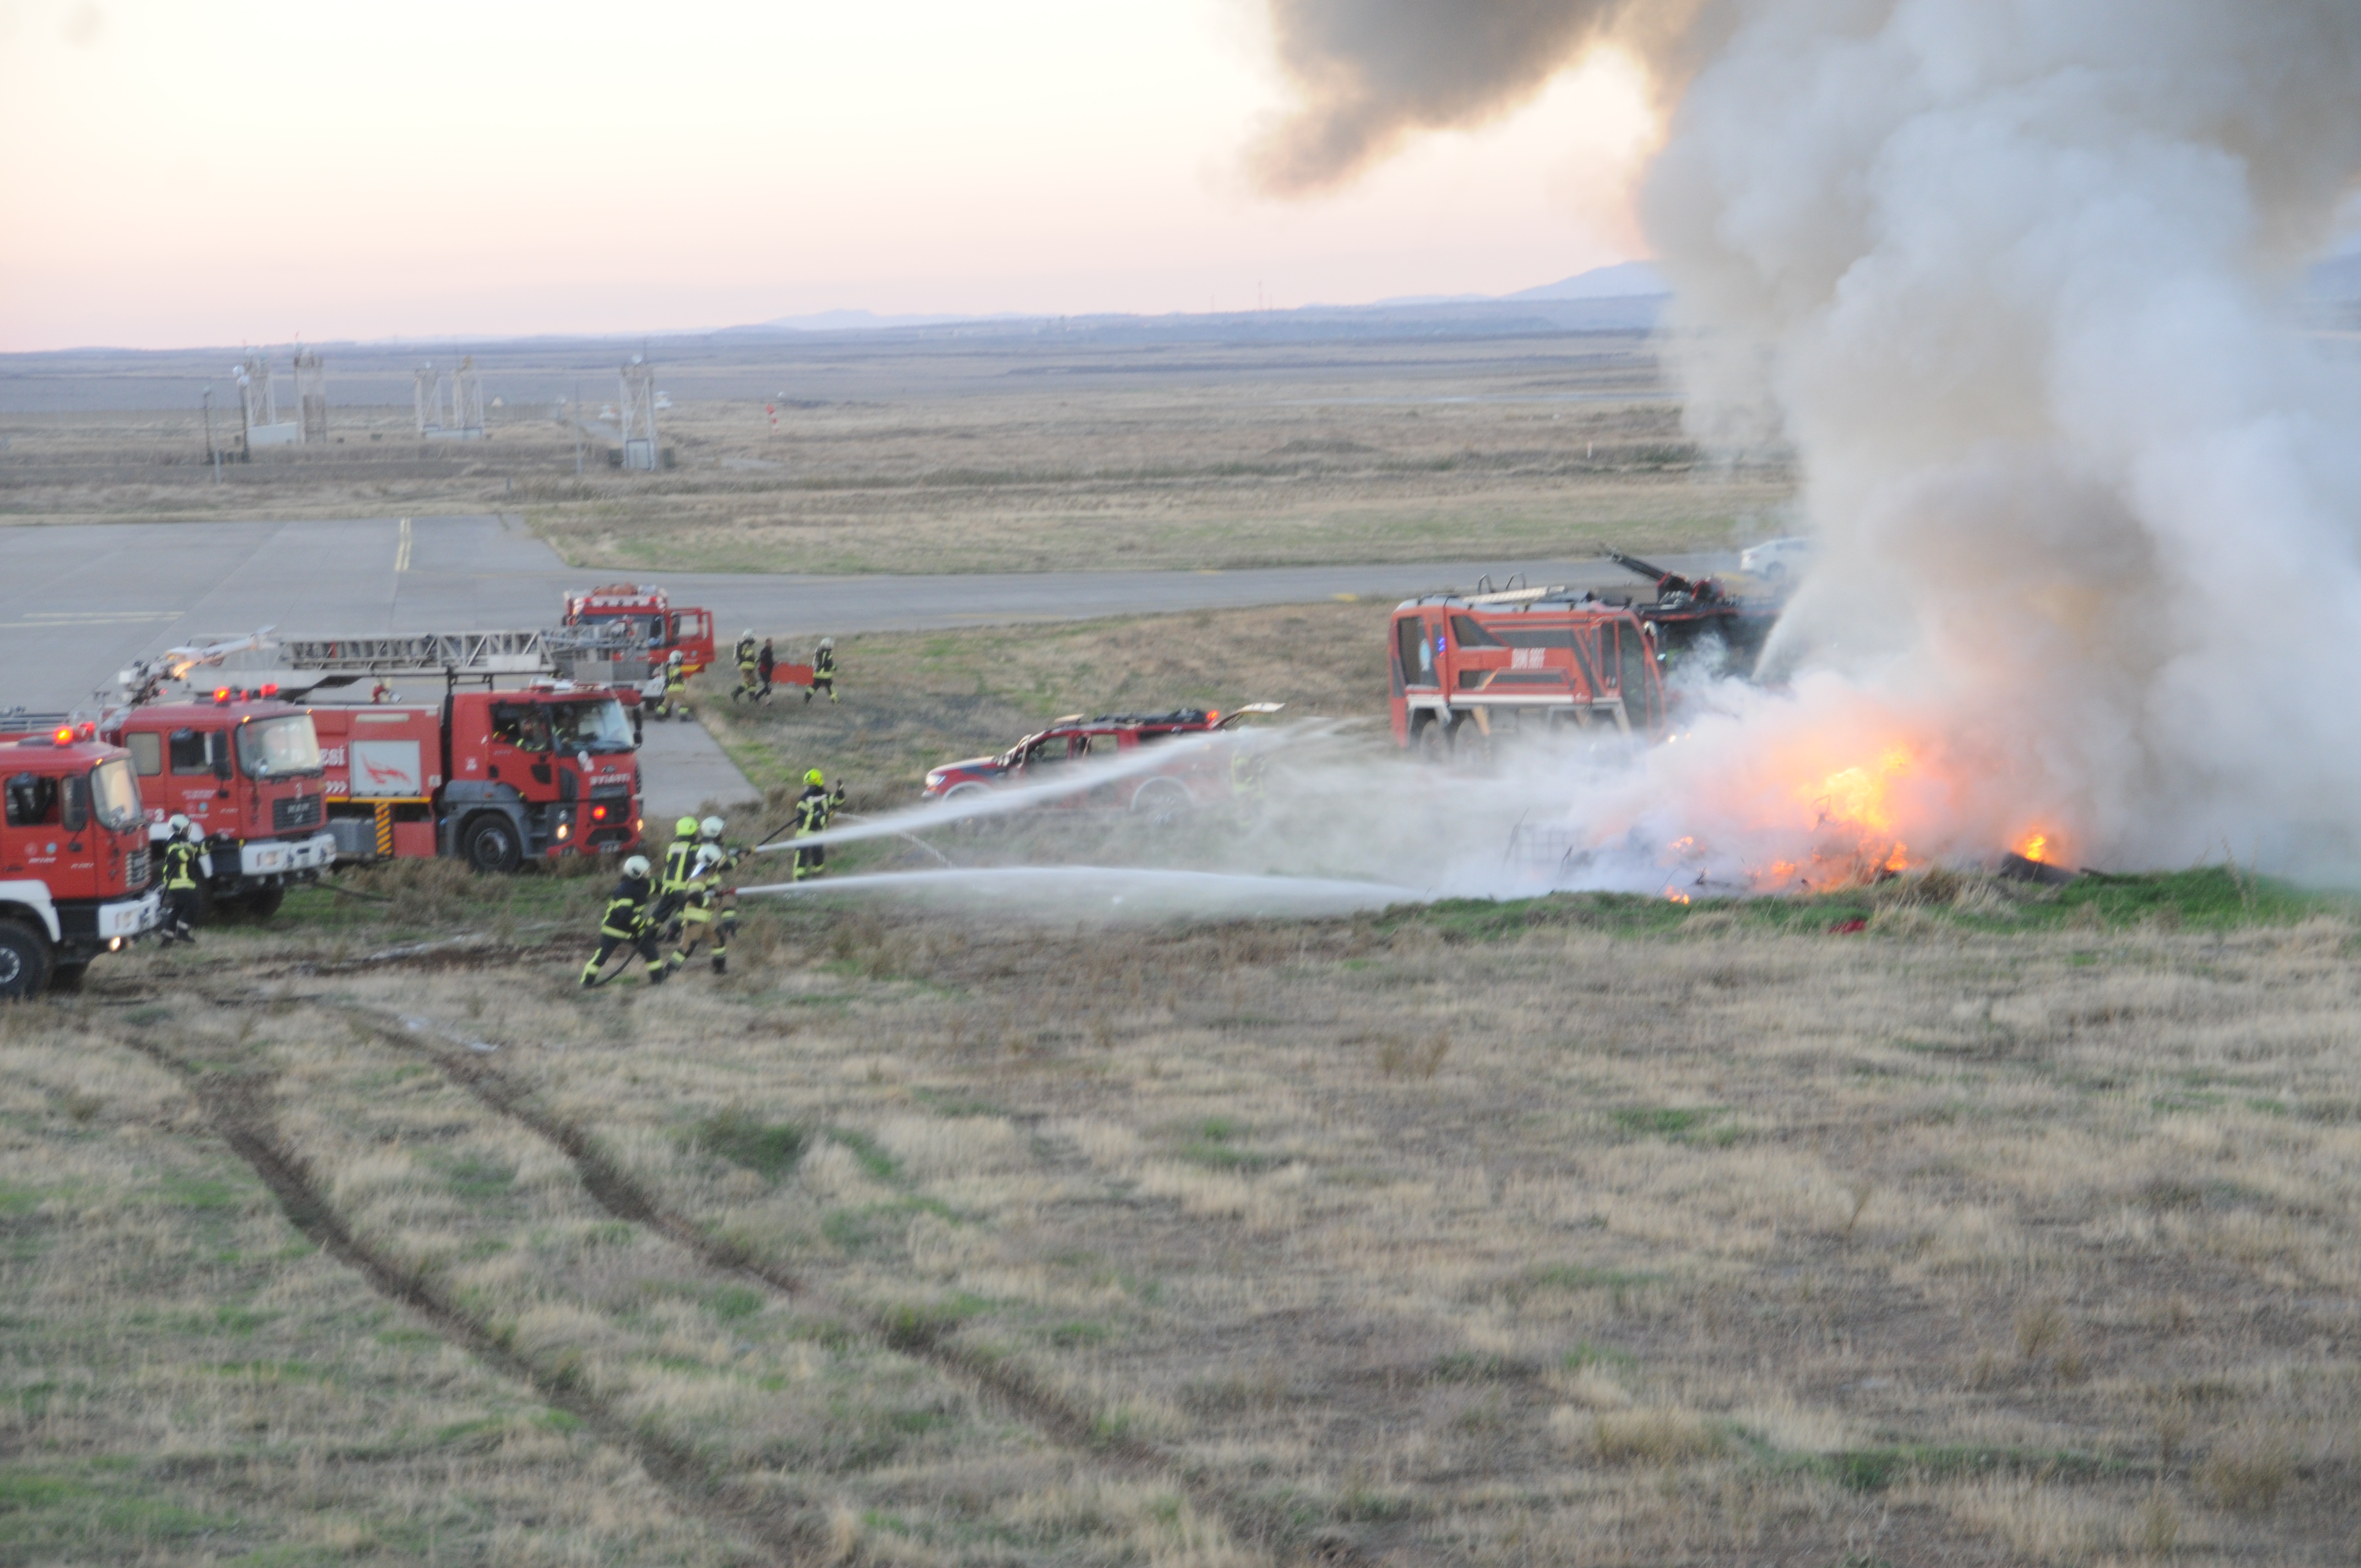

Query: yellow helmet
<box><xmin>674</xmin><ymin>816</ymin><xmax>698</xmax><ymax>837</ymax></box>
<box><xmin>804</xmin><ymin>769</ymin><xmax>824</xmax><ymax>787</ymax></box>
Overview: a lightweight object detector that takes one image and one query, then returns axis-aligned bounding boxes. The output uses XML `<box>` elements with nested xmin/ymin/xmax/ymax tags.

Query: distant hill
<box><xmin>1507</xmin><ymin>261</ymin><xmax>1668</xmax><ymax>301</ymax></box>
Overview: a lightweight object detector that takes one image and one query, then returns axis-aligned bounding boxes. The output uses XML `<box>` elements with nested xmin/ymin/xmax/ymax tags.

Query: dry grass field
<box><xmin>0</xmin><ymin>332</ymin><xmax>1793</xmax><ymax>574</ymax></box>
<box><xmin>5</xmin><ymin>608</ymin><xmax>2359</xmax><ymax>1566</ymax></box>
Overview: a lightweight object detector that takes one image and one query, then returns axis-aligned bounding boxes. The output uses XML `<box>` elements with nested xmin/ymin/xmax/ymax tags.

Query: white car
<box><xmin>1739</xmin><ymin>536</ymin><xmax>1814</xmax><ymax>581</ymax></box>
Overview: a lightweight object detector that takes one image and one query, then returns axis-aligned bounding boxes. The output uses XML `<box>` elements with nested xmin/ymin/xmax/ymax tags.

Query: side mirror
<box><xmin>61</xmin><ymin>776</ymin><xmax>89</xmax><ymax>834</ymax></box>
<box><xmin>213</xmin><ymin>751</ymin><xmax>233</xmax><ymax>781</ymax></box>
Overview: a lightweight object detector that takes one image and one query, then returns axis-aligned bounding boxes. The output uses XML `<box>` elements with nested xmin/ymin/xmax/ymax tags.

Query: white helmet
<box><xmin>622</xmin><ymin>854</ymin><xmax>652</xmax><ymax>879</ymax></box>
<box><xmin>699</xmin><ymin>815</ymin><xmax>726</xmax><ymax>841</ymax></box>
<box><xmin>819</xmin><ymin>636</ymin><xmax>835</xmax><ymax>650</ymax></box>
<box><xmin>742</xmin><ymin>628</ymin><xmax>754</xmax><ymax>638</ymax></box>
<box><xmin>694</xmin><ymin>844</ymin><xmax>725</xmax><ymax>873</ymax></box>
<box><xmin>668</xmin><ymin>650</ymin><xmax>683</xmax><ymax>663</ymax></box>
<box><xmin>166</xmin><ymin>813</ymin><xmax>191</xmax><ymax>835</ymax></box>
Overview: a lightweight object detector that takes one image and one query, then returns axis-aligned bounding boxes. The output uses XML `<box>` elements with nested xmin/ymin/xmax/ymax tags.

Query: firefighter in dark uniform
<box><xmin>579</xmin><ymin>854</ymin><xmax>666</xmax><ymax>987</ymax></box>
<box><xmin>158</xmin><ymin>815</ymin><xmax>206</xmax><ymax>945</ymax></box>
<box><xmin>806</xmin><ymin>637</ymin><xmax>837</xmax><ymax>704</ymax></box>
<box><xmin>660</xmin><ymin>650</ymin><xmax>689</xmax><ymax>719</ymax></box>
<box><xmin>730</xmin><ymin>630</ymin><xmax>760</xmax><ymax>703</ymax></box>
<box><xmin>792</xmin><ymin>768</ymin><xmax>846</xmax><ymax>880</ymax></box>
<box><xmin>757</xmin><ymin>638</ymin><xmax>777</xmax><ymax>701</ymax></box>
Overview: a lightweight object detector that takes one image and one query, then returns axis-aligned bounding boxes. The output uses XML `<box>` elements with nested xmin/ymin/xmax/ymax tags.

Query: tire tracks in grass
<box><xmin>340</xmin><ymin>1001</ymin><xmax>1384</xmax><ymax>1568</ymax></box>
<box><xmin>112</xmin><ymin>1028</ymin><xmax>828</xmax><ymax>1568</ymax></box>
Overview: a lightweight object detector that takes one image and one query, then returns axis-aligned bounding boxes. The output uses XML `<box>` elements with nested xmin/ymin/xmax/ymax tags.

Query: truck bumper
<box><xmin>240</xmin><ymin>832</ymin><xmax>338</xmax><ymax>879</ymax></box>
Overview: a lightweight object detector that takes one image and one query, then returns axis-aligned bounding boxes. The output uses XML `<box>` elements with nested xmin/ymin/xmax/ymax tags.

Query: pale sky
<box><xmin>0</xmin><ymin>0</ymin><xmax>1657</xmax><ymax>351</ymax></box>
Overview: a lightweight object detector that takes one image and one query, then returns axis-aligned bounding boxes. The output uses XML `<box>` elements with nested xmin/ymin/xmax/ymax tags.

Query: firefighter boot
<box><xmin>579</xmin><ymin>958</ymin><xmax>602</xmax><ymax>988</ymax></box>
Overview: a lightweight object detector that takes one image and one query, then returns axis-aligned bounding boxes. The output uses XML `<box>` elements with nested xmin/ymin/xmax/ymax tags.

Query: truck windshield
<box><xmin>88</xmin><ymin>759</ymin><xmax>143</xmax><ymax>831</ymax></box>
<box><xmin>549</xmin><ymin>698</ymin><xmax>635</xmax><ymax>753</ymax></box>
<box><xmin>236</xmin><ymin>715</ymin><xmax>324</xmax><ymax>778</ymax></box>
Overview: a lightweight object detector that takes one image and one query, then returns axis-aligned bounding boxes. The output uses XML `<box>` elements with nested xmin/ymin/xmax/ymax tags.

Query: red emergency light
<box><xmin>590</xmin><ymin>804</ymin><xmax>608</xmax><ymax>821</ymax></box>
<box><xmin>260</xmin><ymin>683</ymin><xmax>280</xmax><ymax>698</ymax></box>
<box><xmin>52</xmin><ymin>726</ymin><xmax>73</xmax><ymax>745</ymax></box>
<box><xmin>213</xmin><ymin>688</ymin><xmax>232</xmax><ymax>705</ymax></box>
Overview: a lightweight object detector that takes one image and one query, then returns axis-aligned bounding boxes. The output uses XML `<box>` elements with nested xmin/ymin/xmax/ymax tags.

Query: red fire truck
<box><xmin>1390</xmin><ymin>587</ymin><xmax>1668</xmax><ymax>758</ymax></box>
<box><xmin>0</xmin><ymin>724</ymin><xmax>161</xmax><ymax>997</ymax></box>
<box><xmin>309</xmin><ymin>685</ymin><xmax>644</xmax><ymax>871</ymax></box>
<box><xmin>561</xmin><ymin>584</ymin><xmax>716</xmax><ymax>675</ymax></box>
<box><xmin>101</xmin><ymin>692</ymin><xmax>336</xmax><ymax>919</ymax></box>
<box><xmin>259</xmin><ymin>631</ymin><xmax>646</xmax><ymax>871</ymax></box>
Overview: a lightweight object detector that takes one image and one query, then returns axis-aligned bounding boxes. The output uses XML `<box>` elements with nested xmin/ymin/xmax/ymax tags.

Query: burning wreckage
<box><xmin>1388</xmin><ymin>553</ymin><xmax>2071</xmax><ymax>900</ymax></box>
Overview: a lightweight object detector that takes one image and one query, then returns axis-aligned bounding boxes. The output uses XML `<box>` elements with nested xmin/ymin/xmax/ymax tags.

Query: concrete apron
<box><xmin>635</xmin><ymin>711</ymin><xmax>762</xmax><ymax>825</ymax></box>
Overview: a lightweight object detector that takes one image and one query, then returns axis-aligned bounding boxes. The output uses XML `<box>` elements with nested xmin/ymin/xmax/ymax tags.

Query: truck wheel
<box><xmin>1130</xmin><ymin>777</ymin><xmax>1192</xmax><ymax>828</ymax></box>
<box><xmin>462</xmin><ymin>814</ymin><xmax>524</xmax><ymax>874</ymax></box>
<box><xmin>0</xmin><ymin>922</ymin><xmax>52</xmax><ymax>1000</ymax></box>
<box><xmin>940</xmin><ymin>781</ymin><xmax>995</xmax><ymax>834</ymax></box>
<box><xmin>1412</xmin><ymin>713</ymin><xmax>1453</xmax><ymax>764</ymax></box>
<box><xmin>242</xmin><ymin>885</ymin><xmax>287</xmax><ymax>921</ymax></box>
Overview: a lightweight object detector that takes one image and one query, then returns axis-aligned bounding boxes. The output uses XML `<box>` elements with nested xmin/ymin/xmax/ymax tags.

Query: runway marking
<box><xmin>4</xmin><ymin>611</ymin><xmax>182</xmax><ymax>627</ymax></box>
<box><xmin>395</xmin><ymin>518</ymin><xmax>413</xmax><ymax>573</ymax></box>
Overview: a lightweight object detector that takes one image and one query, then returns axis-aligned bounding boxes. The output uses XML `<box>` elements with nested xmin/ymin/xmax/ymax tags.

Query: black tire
<box><xmin>1413</xmin><ymin>713</ymin><xmax>1454</xmax><ymax>765</ymax></box>
<box><xmin>48</xmin><ymin>962</ymin><xmax>88</xmax><ymax>994</ymax></box>
<box><xmin>940</xmin><ymin>781</ymin><xmax>996</xmax><ymax>834</ymax></box>
<box><xmin>462</xmin><ymin>814</ymin><xmax>525</xmax><ymax>874</ymax></box>
<box><xmin>242</xmin><ymin>885</ymin><xmax>286</xmax><ymax>921</ymax></box>
<box><xmin>1130</xmin><ymin>777</ymin><xmax>1192</xmax><ymax>829</ymax></box>
<box><xmin>0</xmin><ymin>922</ymin><xmax>53</xmax><ymax>1000</ymax></box>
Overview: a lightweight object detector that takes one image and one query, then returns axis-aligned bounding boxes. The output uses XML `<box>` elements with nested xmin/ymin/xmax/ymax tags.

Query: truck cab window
<box><xmin>168</xmin><ymin>728</ymin><xmax>219</xmax><ymax>775</ymax></box>
<box><xmin>4</xmin><ymin>772</ymin><xmax>58</xmax><ymax>826</ymax></box>
<box><xmin>489</xmin><ymin>705</ymin><xmax>552</xmax><ymax>753</ymax></box>
<box><xmin>126</xmin><ymin>732</ymin><xmax>162</xmax><ymax>776</ymax></box>
<box><xmin>1450</xmin><ymin>614</ymin><xmax>1505</xmax><ymax>649</ymax></box>
<box><xmin>1397</xmin><ymin>619</ymin><xmax>1435</xmax><ymax>686</ymax></box>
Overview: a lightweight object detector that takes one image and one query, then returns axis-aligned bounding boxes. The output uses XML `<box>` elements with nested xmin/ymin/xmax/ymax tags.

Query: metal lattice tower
<box><xmin>450</xmin><ymin>355</ymin><xmax>485</xmax><ymax>437</ymax></box>
<box><xmin>293</xmin><ymin>349</ymin><xmax>327</xmax><ymax>443</ymax></box>
<box><xmin>617</xmin><ymin>356</ymin><xmax>658</xmax><ymax>471</ymax></box>
<box><xmin>237</xmin><ymin>354</ymin><xmax>277</xmax><ymax>432</ymax></box>
<box><xmin>415</xmin><ymin>362</ymin><xmax>447</xmax><ymax>435</ymax></box>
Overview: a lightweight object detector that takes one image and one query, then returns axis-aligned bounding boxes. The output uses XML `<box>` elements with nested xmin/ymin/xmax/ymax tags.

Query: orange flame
<box><xmin>2015</xmin><ymin>832</ymin><xmax>2049</xmax><ymax>864</ymax></box>
<box><xmin>1664</xmin><ymin>889</ymin><xmax>1691</xmax><ymax>905</ymax></box>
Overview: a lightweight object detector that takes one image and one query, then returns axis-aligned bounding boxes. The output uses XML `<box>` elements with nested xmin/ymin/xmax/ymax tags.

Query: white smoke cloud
<box><xmin>1635</xmin><ymin>1</ymin><xmax>2361</xmax><ymax>875</ymax></box>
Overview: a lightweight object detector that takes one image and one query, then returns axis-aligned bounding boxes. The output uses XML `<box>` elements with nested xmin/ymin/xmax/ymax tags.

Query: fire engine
<box><xmin>561</xmin><ymin>584</ymin><xmax>716</xmax><ymax>676</ymax></box>
<box><xmin>0</xmin><ymin>724</ymin><xmax>161</xmax><ymax>997</ymax></box>
<box><xmin>1390</xmin><ymin>586</ymin><xmax>1669</xmax><ymax>757</ymax></box>
<box><xmin>101</xmin><ymin>691</ymin><xmax>337</xmax><ymax>919</ymax></box>
<box><xmin>269</xmin><ymin>632</ymin><xmax>646</xmax><ymax>871</ymax></box>
<box><xmin>923</xmin><ymin>705</ymin><xmax>1283</xmax><ymax>823</ymax></box>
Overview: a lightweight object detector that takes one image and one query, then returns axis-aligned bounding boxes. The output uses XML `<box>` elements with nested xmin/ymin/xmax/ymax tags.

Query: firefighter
<box><xmin>806</xmin><ymin>637</ymin><xmax>837</xmax><ymax>704</ymax></box>
<box><xmin>1229</xmin><ymin>743</ymin><xmax>1267</xmax><ymax>824</ymax></box>
<box><xmin>158</xmin><ymin>816</ymin><xmax>207</xmax><ymax>945</ymax></box>
<box><xmin>757</xmin><ymin>638</ymin><xmax>776</xmax><ymax>701</ymax></box>
<box><xmin>792</xmin><ymin>768</ymin><xmax>846</xmax><ymax>880</ymax></box>
<box><xmin>666</xmin><ymin>843</ymin><xmax>731</xmax><ymax>976</ymax></box>
<box><xmin>579</xmin><ymin>854</ymin><xmax>666</xmax><ymax>987</ymax></box>
<box><xmin>730</xmin><ymin>629</ymin><xmax>760</xmax><ymax>704</ymax></box>
<box><xmin>657</xmin><ymin>815</ymin><xmax>700</xmax><ymax>933</ymax></box>
<box><xmin>697</xmin><ymin>814</ymin><xmax>745</xmax><ymax>972</ymax></box>
<box><xmin>661</xmin><ymin>812</ymin><xmax>741</xmax><ymax>973</ymax></box>
<box><xmin>660</xmin><ymin>650</ymin><xmax>690</xmax><ymax>719</ymax></box>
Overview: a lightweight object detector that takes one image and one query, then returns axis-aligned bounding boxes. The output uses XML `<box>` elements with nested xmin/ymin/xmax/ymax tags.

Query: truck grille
<box><xmin>125</xmin><ymin>848</ymin><xmax>150</xmax><ymax>887</ymax></box>
<box><xmin>274</xmin><ymin>794</ymin><xmax>324</xmax><ymax>831</ymax></box>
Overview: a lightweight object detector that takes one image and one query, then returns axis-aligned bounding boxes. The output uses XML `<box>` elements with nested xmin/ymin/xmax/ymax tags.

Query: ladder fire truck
<box><xmin>0</xmin><ymin>722</ymin><xmax>161</xmax><ymax>997</ymax></box>
<box><xmin>1390</xmin><ymin>584</ymin><xmax>1669</xmax><ymax>758</ymax></box>
<box><xmin>267</xmin><ymin>630</ymin><xmax>648</xmax><ymax>872</ymax></box>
